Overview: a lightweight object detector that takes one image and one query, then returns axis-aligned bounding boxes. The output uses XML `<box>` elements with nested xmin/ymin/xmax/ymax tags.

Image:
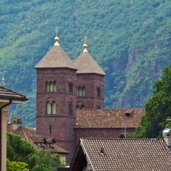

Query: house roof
<box><xmin>71</xmin><ymin>138</ymin><xmax>171</xmax><ymax>171</ymax></box>
<box><xmin>75</xmin><ymin>109</ymin><xmax>144</xmax><ymax>128</ymax></box>
<box><xmin>0</xmin><ymin>86</ymin><xmax>27</xmax><ymax>102</ymax></box>
<box><xmin>74</xmin><ymin>44</ymin><xmax>105</xmax><ymax>75</ymax></box>
<box><xmin>8</xmin><ymin>122</ymin><xmax>69</xmax><ymax>154</ymax></box>
<box><xmin>35</xmin><ymin>36</ymin><xmax>77</xmax><ymax>70</ymax></box>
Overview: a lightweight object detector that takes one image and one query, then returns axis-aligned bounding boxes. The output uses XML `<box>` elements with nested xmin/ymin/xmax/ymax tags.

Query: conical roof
<box><xmin>74</xmin><ymin>44</ymin><xmax>105</xmax><ymax>75</ymax></box>
<box><xmin>35</xmin><ymin>36</ymin><xmax>77</xmax><ymax>70</ymax></box>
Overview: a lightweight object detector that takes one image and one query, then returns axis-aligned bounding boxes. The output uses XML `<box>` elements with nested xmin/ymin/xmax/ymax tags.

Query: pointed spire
<box><xmin>35</xmin><ymin>34</ymin><xmax>77</xmax><ymax>70</ymax></box>
<box><xmin>54</xmin><ymin>36</ymin><xmax>60</xmax><ymax>46</ymax></box>
<box><xmin>54</xmin><ymin>28</ymin><xmax>60</xmax><ymax>46</ymax></box>
<box><xmin>74</xmin><ymin>38</ymin><xmax>105</xmax><ymax>76</ymax></box>
<box><xmin>83</xmin><ymin>36</ymin><xmax>88</xmax><ymax>52</ymax></box>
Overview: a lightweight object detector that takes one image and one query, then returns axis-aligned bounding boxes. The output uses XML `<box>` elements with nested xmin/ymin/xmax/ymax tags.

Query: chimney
<box><xmin>163</xmin><ymin>128</ymin><xmax>171</xmax><ymax>147</ymax></box>
<box><xmin>11</xmin><ymin>118</ymin><xmax>21</xmax><ymax>130</ymax></box>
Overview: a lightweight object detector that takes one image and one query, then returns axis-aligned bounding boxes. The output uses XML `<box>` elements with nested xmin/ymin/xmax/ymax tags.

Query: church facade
<box><xmin>35</xmin><ymin>36</ymin><xmax>144</xmax><ymax>162</ymax></box>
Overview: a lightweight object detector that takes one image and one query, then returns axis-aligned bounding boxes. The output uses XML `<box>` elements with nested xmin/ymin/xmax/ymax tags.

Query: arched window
<box><xmin>50</xmin><ymin>81</ymin><xmax>54</xmax><ymax>92</ymax></box>
<box><xmin>78</xmin><ymin>86</ymin><xmax>82</xmax><ymax>97</ymax></box>
<box><xmin>77</xmin><ymin>86</ymin><xmax>86</xmax><ymax>97</ymax></box>
<box><xmin>76</xmin><ymin>87</ymin><xmax>79</xmax><ymax>97</ymax></box>
<box><xmin>46</xmin><ymin>99</ymin><xmax>56</xmax><ymax>115</ymax></box>
<box><xmin>46</xmin><ymin>81</ymin><xmax>57</xmax><ymax>93</ymax></box>
<box><xmin>47</xmin><ymin>102</ymin><xmax>51</xmax><ymax>115</ymax></box>
<box><xmin>52</xmin><ymin>101</ymin><xmax>56</xmax><ymax>114</ymax></box>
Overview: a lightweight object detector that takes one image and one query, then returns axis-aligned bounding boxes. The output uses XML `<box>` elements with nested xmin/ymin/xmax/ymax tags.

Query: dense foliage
<box><xmin>7</xmin><ymin>134</ymin><xmax>61</xmax><ymax>170</ymax></box>
<box><xmin>7</xmin><ymin>159</ymin><xmax>29</xmax><ymax>171</ymax></box>
<box><xmin>134</xmin><ymin>66</ymin><xmax>171</xmax><ymax>138</ymax></box>
<box><xmin>0</xmin><ymin>0</ymin><xmax>171</xmax><ymax>126</ymax></box>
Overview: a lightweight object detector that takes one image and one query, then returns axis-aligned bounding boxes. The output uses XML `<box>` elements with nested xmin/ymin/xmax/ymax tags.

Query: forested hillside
<box><xmin>0</xmin><ymin>0</ymin><xmax>171</xmax><ymax>127</ymax></box>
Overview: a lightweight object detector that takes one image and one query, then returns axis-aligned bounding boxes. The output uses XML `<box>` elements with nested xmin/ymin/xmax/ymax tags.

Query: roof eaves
<box><xmin>80</xmin><ymin>139</ymin><xmax>95</xmax><ymax>171</ymax></box>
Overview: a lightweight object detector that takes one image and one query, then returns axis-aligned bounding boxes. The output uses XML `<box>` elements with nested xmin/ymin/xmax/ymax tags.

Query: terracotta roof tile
<box><xmin>80</xmin><ymin>138</ymin><xmax>171</xmax><ymax>171</ymax></box>
<box><xmin>75</xmin><ymin>109</ymin><xmax>144</xmax><ymax>128</ymax></box>
<box><xmin>35</xmin><ymin>45</ymin><xmax>77</xmax><ymax>70</ymax></box>
<box><xmin>74</xmin><ymin>51</ymin><xmax>105</xmax><ymax>75</ymax></box>
<box><xmin>0</xmin><ymin>86</ymin><xmax>27</xmax><ymax>101</ymax></box>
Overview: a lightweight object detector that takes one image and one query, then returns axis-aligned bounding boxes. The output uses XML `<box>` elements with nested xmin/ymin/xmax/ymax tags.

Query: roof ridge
<box><xmin>81</xmin><ymin>138</ymin><xmax>162</xmax><ymax>141</ymax></box>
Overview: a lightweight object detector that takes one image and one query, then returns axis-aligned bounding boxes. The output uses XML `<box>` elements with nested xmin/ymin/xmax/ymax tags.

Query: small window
<box><xmin>50</xmin><ymin>82</ymin><xmax>54</xmax><ymax>92</ymax></box>
<box><xmin>82</xmin><ymin>86</ymin><xmax>85</xmax><ymax>97</ymax></box>
<box><xmin>52</xmin><ymin>102</ymin><xmax>56</xmax><ymax>114</ymax></box>
<box><xmin>68</xmin><ymin>82</ymin><xmax>73</xmax><ymax>93</ymax></box>
<box><xmin>97</xmin><ymin>87</ymin><xmax>101</xmax><ymax>97</ymax></box>
<box><xmin>46</xmin><ymin>81</ymin><xmax>50</xmax><ymax>92</ymax></box>
<box><xmin>68</xmin><ymin>101</ymin><xmax>73</xmax><ymax>115</ymax></box>
<box><xmin>46</xmin><ymin>81</ymin><xmax>57</xmax><ymax>93</ymax></box>
<box><xmin>53</xmin><ymin>81</ymin><xmax>56</xmax><ymax>92</ymax></box>
<box><xmin>78</xmin><ymin>87</ymin><xmax>82</xmax><ymax>97</ymax></box>
<box><xmin>76</xmin><ymin>87</ymin><xmax>79</xmax><ymax>97</ymax></box>
<box><xmin>47</xmin><ymin>102</ymin><xmax>51</xmax><ymax>115</ymax></box>
<box><xmin>77</xmin><ymin>86</ymin><xmax>86</xmax><ymax>97</ymax></box>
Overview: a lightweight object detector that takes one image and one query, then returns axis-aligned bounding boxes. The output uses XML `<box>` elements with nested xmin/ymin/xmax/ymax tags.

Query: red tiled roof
<box><xmin>8</xmin><ymin>123</ymin><xmax>69</xmax><ymax>154</ymax></box>
<box><xmin>78</xmin><ymin>138</ymin><xmax>171</xmax><ymax>171</ymax></box>
<box><xmin>75</xmin><ymin>109</ymin><xmax>144</xmax><ymax>128</ymax></box>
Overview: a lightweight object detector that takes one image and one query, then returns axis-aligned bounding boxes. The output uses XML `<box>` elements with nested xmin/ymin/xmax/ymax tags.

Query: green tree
<box><xmin>134</xmin><ymin>66</ymin><xmax>171</xmax><ymax>138</ymax></box>
<box><xmin>7</xmin><ymin>133</ymin><xmax>35</xmax><ymax>162</ymax></box>
<box><xmin>7</xmin><ymin>159</ymin><xmax>29</xmax><ymax>171</ymax></box>
<box><xmin>7</xmin><ymin>134</ymin><xmax>61</xmax><ymax>170</ymax></box>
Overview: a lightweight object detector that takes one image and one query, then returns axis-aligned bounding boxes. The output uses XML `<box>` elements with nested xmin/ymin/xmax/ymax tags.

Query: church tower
<box><xmin>74</xmin><ymin>42</ymin><xmax>105</xmax><ymax>109</ymax></box>
<box><xmin>35</xmin><ymin>36</ymin><xmax>77</xmax><ymax>160</ymax></box>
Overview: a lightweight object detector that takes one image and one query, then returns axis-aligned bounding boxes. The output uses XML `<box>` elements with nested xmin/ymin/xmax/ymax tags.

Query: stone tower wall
<box><xmin>76</xmin><ymin>74</ymin><xmax>104</xmax><ymax>109</ymax></box>
<box><xmin>36</xmin><ymin>68</ymin><xmax>77</xmax><ymax>160</ymax></box>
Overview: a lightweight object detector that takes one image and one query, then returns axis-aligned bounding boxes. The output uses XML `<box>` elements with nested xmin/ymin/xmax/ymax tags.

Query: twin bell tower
<box><xmin>35</xmin><ymin>35</ymin><xmax>105</xmax><ymax>160</ymax></box>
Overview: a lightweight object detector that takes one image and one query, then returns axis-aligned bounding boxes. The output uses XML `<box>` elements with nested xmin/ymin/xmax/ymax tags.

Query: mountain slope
<box><xmin>0</xmin><ymin>0</ymin><xmax>171</xmax><ymax>127</ymax></box>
